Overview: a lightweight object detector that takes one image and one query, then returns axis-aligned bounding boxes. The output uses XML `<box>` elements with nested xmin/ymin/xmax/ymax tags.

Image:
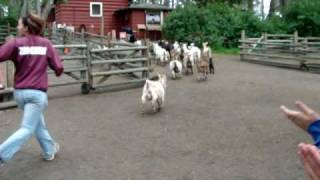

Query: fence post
<box><xmin>240</xmin><ymin>30</ymin><xmax>246</xmax><ymax>61</ymax></box>
<box><xmin>6</xmin><ymin>61</ymin><xmax>14</xmax><ymax>88</ymax></box>
<box><xmin>80</xmin><ymin>45</ymin><xmax>90</xmax><ymax>94</ymax></box>
<box><xmin>142</xmin><ymin>40</ymin><xmax>150</xmax><ymax>79</ymax></box>
<box><xmin>262</xmin><ymin>32</ymin><xmax>267</xmax><ymax>42</ymax></box>
<box><xmin>7</xmin><ymin>23</ymin><xmax>10</xmax><ymax>35</ymax></box>
<box><xmin>303</xmin><ymin>37</ymin><xmax>308</xmax><ymax>55</ymax></box>
<box><xmin>86</xmin><ymin>48</ymin><xmax>93</xmax><ymax>93</ymax></box>
<box><xmin>293</xmin><ymin>31</ymin><xmax>298</xmax><ymax>53</ymax></box>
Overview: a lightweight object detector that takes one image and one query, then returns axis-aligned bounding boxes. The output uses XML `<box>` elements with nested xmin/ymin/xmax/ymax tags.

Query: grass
<box><xmin>214</xmin><ymin>47</ymin><xmax>240</xmax><ymax>55</ymax></box>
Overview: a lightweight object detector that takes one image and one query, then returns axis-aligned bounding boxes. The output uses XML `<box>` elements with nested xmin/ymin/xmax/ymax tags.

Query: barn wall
<box><xmin>55</xmin><ymin>0</ymin><xmax>128</xmax><ymax>34</ymax></box>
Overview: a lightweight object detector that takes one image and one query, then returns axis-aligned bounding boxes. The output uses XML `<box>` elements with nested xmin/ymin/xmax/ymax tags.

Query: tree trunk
<box><xmin>36</xmin><ymin>0</ymin><xmax>41</xmax><ymax>15</ymax></box>
<box><xmin>41</xmin><ymin>0</ymin><xmax>54</xmax><ymax>21</ymax></box>
<box><xmin>260</xmin><ymin>0</ymin><xmax>265</xmax><ymax>18</ymax></box>
<box><xmin>268</xmin><ymin>0</ymin><xmax>276</xmax><ymax>18</ymax></box>
<box><xmin>20</xmin><ymin>0</ymin><xmax>29</xmax><ymax>18</ymax></box>
<box><xmin>247</xmin><ymin>0</ymin><xmax>253</xmax><ymax>11</ymax></box>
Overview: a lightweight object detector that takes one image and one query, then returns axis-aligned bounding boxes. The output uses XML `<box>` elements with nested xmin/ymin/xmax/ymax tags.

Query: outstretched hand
<box><xmin>298</xmin><ymin>143</ymin><xmax>320</xmax><ymax>180</ymax></box>
<box><xmin>280</xmin><ymin>101</ymin><xmax>320</xmax><ymax>131</ymax></box>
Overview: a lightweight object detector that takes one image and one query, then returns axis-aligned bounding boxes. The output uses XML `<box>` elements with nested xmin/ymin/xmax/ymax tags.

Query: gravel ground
<box><xmin>0</xmin><ymin>54</ymin><xmax>318</xmax><ymax>180</ymax></box>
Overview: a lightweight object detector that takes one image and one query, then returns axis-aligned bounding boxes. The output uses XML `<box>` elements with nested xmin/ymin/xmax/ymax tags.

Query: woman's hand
<box><xmin>281</xmin><ymin>101</ymin><xmax>320</xmax><ymax>131</ymax></box>
<box><xmin>298</xmin><ymin>143</ymin><xmax>320</xmax><ymax>180</ymax></box>
<box><xmin>5</xmin><ymin>35</ymin><xmax>14</xmax><ymax>42</ymax></box>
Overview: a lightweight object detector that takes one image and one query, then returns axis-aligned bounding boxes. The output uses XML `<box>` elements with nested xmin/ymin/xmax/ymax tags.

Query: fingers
<box><xmin>299</xmin><ymin>143</ymin><xmax>320</xmax><ymax>180</ymax></box>
<box><xmin>298</xmin><ymin>143</ymin><xmax>320</xmax><ymax>180</ymax></box>
<box><xmin>280</xmin><ymin>105</ymin><xmax>310</xmax><ymax>130</ymax></box>
<box><xmin>307</xmin><ymin>145</ymin><xmax>320</xmax><ymax>172</ymax></box>
<box><xmin>281</xmin><ymin>105</ymin><xmax>296</xmax><ymax>116</ymax></box>
<box><xmin>296</xmin><ymin>101</ymin><xmax>320</xmax><ymax>120</ymax></box>
<box><xmin>280</xmin><ymin>105</ymin><xmax>301</xmax><ymax>119</ymax></box>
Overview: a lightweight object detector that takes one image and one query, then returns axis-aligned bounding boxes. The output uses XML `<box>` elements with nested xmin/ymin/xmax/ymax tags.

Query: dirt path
<box><xmin>0</xmin><ymin>54</ymin><xmax>316</xmax><ymax>180</ymax></box>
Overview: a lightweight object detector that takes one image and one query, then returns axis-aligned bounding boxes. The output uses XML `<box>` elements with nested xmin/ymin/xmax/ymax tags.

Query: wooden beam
<box><xmin>54</xmin><ymin>44</ymin><xmax>87</xmax><ymax>49</ymax></box>
<box><xmin>92</xmin><ymin>67</ymin><xmax>149</xmax><ymax>77</ymax></box>
<box><xmin>91</xmin><ymin>47</ymin><xmax>147</xmax><ymax>53</ymax></box>
<box><xmin>91</xmin><ymin>58</ymin><xmax>148</xmax><ymax>65</ymax></box>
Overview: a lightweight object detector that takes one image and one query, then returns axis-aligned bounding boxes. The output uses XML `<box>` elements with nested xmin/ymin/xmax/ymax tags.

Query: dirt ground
<box><xmin>0</xmin><ymin>54</ymin><xmax>318</xmax><ymax>180</ymax></box>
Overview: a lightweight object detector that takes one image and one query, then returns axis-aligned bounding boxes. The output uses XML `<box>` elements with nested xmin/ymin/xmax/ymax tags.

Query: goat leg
<box><xmin>157</xmin><ymin>98</ymin><xmax>162</xmax><ymax>111</ymax></box>
<box><xmin>152</xmin><ymin>101</ymin><xmax>158</xmax><ymax>113</ymax></box>
<box><xmin>141</xmin><ymin>101</ymin><xmax>147</xmax><ymax>115</ymax></box>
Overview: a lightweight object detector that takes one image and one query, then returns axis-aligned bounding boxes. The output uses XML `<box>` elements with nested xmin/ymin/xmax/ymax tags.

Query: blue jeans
<box><xmin>0</xmin><ymin>89</ymin><xmax>56</xmax><ymax>162</ymax></box>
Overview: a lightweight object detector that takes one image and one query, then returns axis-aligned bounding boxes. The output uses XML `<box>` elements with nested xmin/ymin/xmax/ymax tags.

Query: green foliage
<box><xmin>283</xmin><ymin>0</ymin><xmax>320</xmax><ymax>36</ymax></box>
<box><xmin>163</xmin><ymin>3</ymin><xmax>294</xmax><ymax>49</ymax></box>
<box><xmin>163</xmin><ymin>3</ymin><xmax>265</xmax><ymax>48</ymax></box>
<box><xmin>263</xmin><ymin>15</ymin><xmax>288</xmax><ymax>34</ymax></box>
<box><xmin>0</xmin><ymin>16</ymin><xmax>17</xmax><ymax>26</ymax></box>
<box><xmin>214</xmin><ymin>47</ymin><xmax>240</xmax><ymax>55</ymax></box>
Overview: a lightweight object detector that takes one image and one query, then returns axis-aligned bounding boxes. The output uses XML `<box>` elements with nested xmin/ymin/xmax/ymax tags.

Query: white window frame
<box><xmin>90</xmin><ymin>2</ymin><xmax>103</xmax><ymax>17</ymax></box>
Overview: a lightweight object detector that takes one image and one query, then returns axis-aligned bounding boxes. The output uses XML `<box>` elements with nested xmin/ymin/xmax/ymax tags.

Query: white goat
<box><xmin>141</xmin><ymin>74</ymin><xmax>167</xmax><ymax>113</ymax></box>
<box><xmin>189</xmin><ymin>43</ymin><xmax>201</xmax><ymax>65</ymax></box>
<box><xmin>169</xmin><ymin>60</ymin><xmax>183</xmax><ymax>79</ymax></box>
<box><xmin>183</xmin><ymin>53</ymin><xmax>194</xmax><ymax>75</ymax></box>
<box><xmin>202</xmin><ymin>42</ymin><xmax>214</xmax><ymax>74</ymax></box>
<box><xmin>173</xmin><ymin>41</ymin><xmax>180</xmax><ymax>50</ymax></box>
<box><xmin>170</xmin><ymin>41</ymin><xmax>182</xmax><ymax>61</ymax></box>
<box><xmin>134</xmin><ymin>40</ymin><xmax>143</xmax><ymax>46</ymax></box>
<box><xmin>153</xmin><ymin>43</ymin><xmax>169</xmax><ymax>64</ymax></box>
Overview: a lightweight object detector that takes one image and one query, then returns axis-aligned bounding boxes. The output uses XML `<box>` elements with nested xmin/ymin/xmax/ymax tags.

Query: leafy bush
<box><xmin>283</xmin><ymin>0</ymin><xmax>320</xmax><ymax>36</ymax></box>
<box><xmin>263</xmin><ymin>15</ymin><xmax>288</xmax><ymax>34</ymax></box>
<box><xmin>0</xmin><ymin>17</ymin><xmax>17</xmax><ymax>27</ymax></box>
<box><xmin>163</xmin><ymin>3</ymin><xmax>266</xmax><ymax>48</ymax></box>
<box><xmin>163</xmin><ymin>0</ymin><xmax>320</xmax><ymax>48</ymax></box>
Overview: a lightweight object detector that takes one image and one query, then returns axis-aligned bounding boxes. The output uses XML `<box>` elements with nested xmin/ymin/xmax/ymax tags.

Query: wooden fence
<box><xmin>0</xmin><ymin>29</ymin><xmax>151</xmax><ymax>110</ymax></box>
<box><xmin>0</xmin><ymin>24</ymin><xmax>16</xmax><ymax>45</ymax></box>
<box><xmin>239</xmin><ymin>30</ymin><xmax>320</xmax><ymax>72</ymax></box>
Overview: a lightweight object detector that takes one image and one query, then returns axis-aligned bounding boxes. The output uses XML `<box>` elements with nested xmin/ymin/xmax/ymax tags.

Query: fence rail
<box><xmin>239</xmin><ymin>30</ymin><xmax>320</xmax><ymax>72</ymax></box>
<box><xmin>0</xmin><ymin>30</ymin><xmax>151</xmax><ymax>110</ymax></box>
<box><xmin>0</xmin><ymin>24</ymin><xmax>16</xmax><ymax>45</ymax></box>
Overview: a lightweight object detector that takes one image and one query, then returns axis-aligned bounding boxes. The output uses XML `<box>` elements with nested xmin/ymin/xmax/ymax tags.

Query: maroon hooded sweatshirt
<box><xmin>0</xmin><ymin>35</ymin><xmax>63</xmax><ymax>92</ymax></box>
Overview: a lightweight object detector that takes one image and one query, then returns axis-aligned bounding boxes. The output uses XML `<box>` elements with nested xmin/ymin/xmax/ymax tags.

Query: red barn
<box><xmin>54</xmin><ymin>1</ymin><xmax>172</xmax><ymax>40</ymax></box>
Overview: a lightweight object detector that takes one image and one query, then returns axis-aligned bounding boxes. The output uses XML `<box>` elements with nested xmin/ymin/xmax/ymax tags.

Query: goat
<box><xmin>202</xmin><ymin>42</ymin><xmax>214</xmax><ymax>74</ymax></box>
<box><xmin>152</xmin><ymin>43</ymin><xmax>169</xmax><ymax>65</ymax></box>
<box><xmin>189</xmin><ymin>43</ymin><xmax>201</xmax><ymax>71</ymax></box>
<box><xmin>184</xmin><ymin>54</ymin><xmax>194</xmax><ymax>75</ymax></box>
<box><xmin>196</xmin><ymin>42</ymin><xmax>211</xmax><ymax>81</ymax></box>
<box><xmin>141</xmin><ymin>74</ymin><xmax>167</xmax><ymax>113</ymax></box>
<box><xmin>134</xmin><ymin>40</ymin><xmax>143</xmax><ymax>46</ymax></box>
<box><xmin>169</xmin><ymin>60</ymin><xmax>183</xmax><ymax>79</ymax></box>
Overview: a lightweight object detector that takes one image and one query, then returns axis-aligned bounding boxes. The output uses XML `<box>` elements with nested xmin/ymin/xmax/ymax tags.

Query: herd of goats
<box><xmin>82</xmin><ymin>37</ymin><xmax>216</xmax><ymax>113</ymax></box>
<box><xmin>138</xmin><ymin>40</ymin><xmax>215</xmax><ymax>113</ymax></box>
<box><xmin>137</xmin><ymin>40</ymin><xmax>215</xmax><ymax>80</ymax></box>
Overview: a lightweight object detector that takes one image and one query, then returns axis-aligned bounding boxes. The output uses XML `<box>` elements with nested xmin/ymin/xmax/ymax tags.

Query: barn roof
<box><xmin>116</xmin><ymin>3</ymin><xmax>173</xmax><ymax>13</ymax></box>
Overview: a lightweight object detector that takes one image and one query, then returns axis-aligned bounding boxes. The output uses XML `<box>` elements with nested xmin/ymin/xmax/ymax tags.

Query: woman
<box><xmin>0</xmin><ymin>13</ymin><xmax>63</xmax><ymax>166</ymax></box>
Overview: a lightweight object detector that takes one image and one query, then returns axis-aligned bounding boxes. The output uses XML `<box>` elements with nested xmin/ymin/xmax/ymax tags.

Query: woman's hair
<box><xmin>21</xmin><ymin>13</ymin><xmax>45</xmax><ymax>35</ymax></box>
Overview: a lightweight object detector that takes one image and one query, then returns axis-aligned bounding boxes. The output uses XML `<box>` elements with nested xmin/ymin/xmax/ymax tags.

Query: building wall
<box><xmin>130</xmin><ymin>10</ymin><xmax>145</xmax><ymax>39</ymax></box>
<box><xmin>55</xmin><ymin>0</ymin><xmax>171</xmax><ymax>40</ymax></box>
<box><xmin>55</xmin><ymin>0</ymin><xmax>128</xmax><ymax>34</ymax></box>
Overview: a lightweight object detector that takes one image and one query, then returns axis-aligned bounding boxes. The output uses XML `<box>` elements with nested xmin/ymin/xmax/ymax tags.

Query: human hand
<box><xmin>298</xmin><ymin>143</ymin><xmax>320</xmax><ymax>180</ymax></box>
<box><xmin>5</xmin><ymin>35</ymin><xmax>14</xmax><ymax>42</ymax></box>
<box><xmin>280</xmin><ymin>101</ymin><xmax>320</xmax><ymax>131</ymax></box>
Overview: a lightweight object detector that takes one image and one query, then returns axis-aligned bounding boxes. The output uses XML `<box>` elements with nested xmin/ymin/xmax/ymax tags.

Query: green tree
<box><xmin>283</xmin><ymin>0</ymin><xmax>320</xmax><ymax>36</ymax></box>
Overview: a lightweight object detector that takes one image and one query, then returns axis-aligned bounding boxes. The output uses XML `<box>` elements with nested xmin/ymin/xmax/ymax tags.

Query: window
<box><xmin>90</xmin><ymin>2</ymin><xmax>103</xmax><ymax>17</ymax></box>
<box><xmin>146</xmin><ymin>11</ymin><xmax>161</xmax><ymax>25</ymax></box>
